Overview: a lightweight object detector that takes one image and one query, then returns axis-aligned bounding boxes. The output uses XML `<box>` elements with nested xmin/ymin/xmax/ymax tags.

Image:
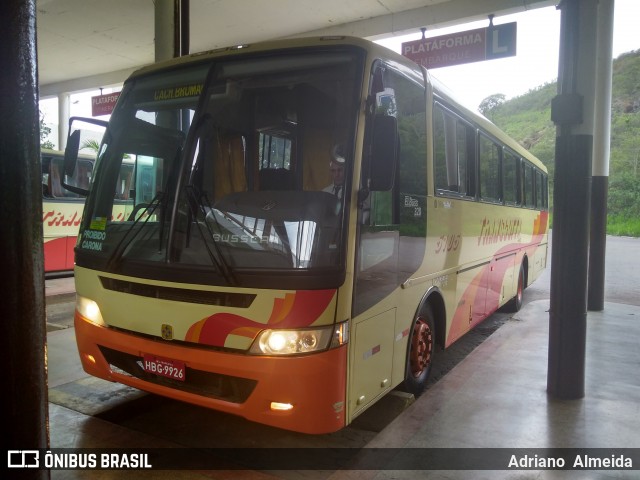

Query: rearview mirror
<box><xmin>63</xmin><ymin>129</ymin><xmax>81</xmax><ymax>178</ymax></box>
<box><xmin>369</xmin><ymin>115</ymin><xmax>398</xmax><ymax>191</ymax></box>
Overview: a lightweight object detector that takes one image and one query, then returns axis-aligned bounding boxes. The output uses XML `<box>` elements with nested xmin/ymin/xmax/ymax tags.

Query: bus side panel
<box><xmin>528</xmin><ymin>210</ymin><xmax>550</xmax><ymax>285</ymax></box>
<box><xmin>349</xmin><ymin>308</ymin><xmax>396</xmax><ymax>418</ymax></box>
<box><xmin>42</xmin><ymin>200</ymin><xmax>83</xmax><ymax>272</ymax></box>
<box><xmin>433</xmin><ymin>204</ymin><xmax>548</xmax><ymax>347</ymax></box>
<box><xmin>43</xmin><ymin>235</ymin><xmax>78</xmax><ymax>272</ymax></box>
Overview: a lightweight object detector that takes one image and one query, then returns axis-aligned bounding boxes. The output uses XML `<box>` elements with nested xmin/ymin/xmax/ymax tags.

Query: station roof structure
<box><xmin>37</xmin><ymin>0</ymin><xmax>555</xmax><ymax>97</ymax></box>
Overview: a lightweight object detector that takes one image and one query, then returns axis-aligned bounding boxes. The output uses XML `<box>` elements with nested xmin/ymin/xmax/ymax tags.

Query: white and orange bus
<box><xmin>41</xmin><ymin>149</ymin><xmax>94</xmax><ymax>273</ymax></box>
<box><xmin>64</xmin><ymin>36</ymin><xmax>548</xmax><ymax>434</ymax></box>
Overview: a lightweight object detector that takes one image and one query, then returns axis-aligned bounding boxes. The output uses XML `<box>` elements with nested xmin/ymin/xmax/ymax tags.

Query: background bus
<box><xmin>65</xmin><ymin>36</ymin><xmax>548</xmax><ymax>434</ymax></box>
<box><xmin>42</xmin><ymin>148</ymin><xmax>135</xmax><ymax>274</ymax></box>
<box><xmin>41</xmin><ymin>148</ymin><xmax>94</xmax><ymax>273</ymax></box>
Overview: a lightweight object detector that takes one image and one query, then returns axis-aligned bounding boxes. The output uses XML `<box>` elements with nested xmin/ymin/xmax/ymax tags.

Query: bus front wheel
<box><xmin>401</xmin><ymin>306</ymin><xmax>435</xmax><ymax>396</ymax></box>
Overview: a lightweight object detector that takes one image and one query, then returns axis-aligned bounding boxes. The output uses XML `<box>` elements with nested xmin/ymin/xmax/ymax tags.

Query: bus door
<box><xmin>352</xmin><ymin>187</ymin><xmax>399</xmax><ymax>418</ymax></box>
<box><xmin>350</xmin><ymin>62</ymin><xmax>427</xmax><ymax>419</ymax></box>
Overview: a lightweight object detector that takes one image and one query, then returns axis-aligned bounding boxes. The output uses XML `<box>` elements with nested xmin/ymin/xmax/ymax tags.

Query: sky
<box><xmin>375</xmin><ymin>0</ymin><xmax>640</xmax><ymax>111</ymax></box>
<box><xmin>41</xmin><ymin>0</ymin><xmax>640</xmax><ymax>146</ymax></box>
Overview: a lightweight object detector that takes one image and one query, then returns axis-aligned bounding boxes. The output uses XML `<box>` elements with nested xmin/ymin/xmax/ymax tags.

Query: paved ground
<box><xmin>42</xmin><ymin>233</ymin><xmax>640</xmax><ymax>478</ymax></box>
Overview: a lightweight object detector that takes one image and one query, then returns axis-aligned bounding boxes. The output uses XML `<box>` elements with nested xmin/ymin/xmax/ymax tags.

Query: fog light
<box><xmin>270</xmin><ymin>402</ymin><xmax>294</xmax><ymax>411</ymax></box>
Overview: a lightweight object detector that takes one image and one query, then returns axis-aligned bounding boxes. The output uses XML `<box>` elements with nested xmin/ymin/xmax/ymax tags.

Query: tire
<box><xmin>401</xmin><ymin>305</ymin><xmax>435</xmax><ymax>397</ymax></box>
<box><xmin>502</xmin><ymin>264</ymin><xmax>524</xmax><ymax>313</ymax></box>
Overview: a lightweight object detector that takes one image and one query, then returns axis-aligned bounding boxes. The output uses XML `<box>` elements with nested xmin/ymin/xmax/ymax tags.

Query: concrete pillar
<box><xmin>0</xmin><ymin>0</ymin><xmax>50</xmax><ymax>471</ymax></box>
<box><xmin>58</xmin><ymin>92</ymin><xmax>70</xmax><ymax>150</ymax></box>
<box><xmin>547</xmin><ymin>0</ymin><xmax>598</xmax><ymax>400</ymax></box>
<box><xmin>588</xmin><ymin>0</ymin><xmax>615</xmax><ymax>312</ymax></box>
<box><xmin>155</xmin><ymin>0</ymin><xmax>189</xmax><ymax>62</ymax></box>
<box><xmin>155</xmin><ymin>0</ymin><xmax>176</xmax><ymax>62</ymax></box>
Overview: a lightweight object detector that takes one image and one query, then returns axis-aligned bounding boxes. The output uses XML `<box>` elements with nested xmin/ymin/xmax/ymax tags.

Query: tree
<box><xmin>39</xmin><ymin>110</ymin><xmax>55</xmax><ymax>149</ymax></box>
<box><xmin>81</xmin><ymin>139</ymin><xmax>101</xmax><ymax>154</ymax></box>
<box><xmin>478</xmin><ymin>93</ymin><xmax>506</xmax><ymax>116</ymax></box>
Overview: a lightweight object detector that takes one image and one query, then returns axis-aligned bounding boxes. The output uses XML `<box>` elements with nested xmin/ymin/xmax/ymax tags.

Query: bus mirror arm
<box><xmin>357</xmin><ymin>182</ymin><xmax>370</xmax><ymax>205</ymax></box>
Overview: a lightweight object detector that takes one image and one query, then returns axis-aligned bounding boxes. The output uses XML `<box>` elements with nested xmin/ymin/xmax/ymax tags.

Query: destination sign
<box><xmin>402</xmin><ymin>22</ymin><xmax>517</xmax><ymax>69</ymax></box>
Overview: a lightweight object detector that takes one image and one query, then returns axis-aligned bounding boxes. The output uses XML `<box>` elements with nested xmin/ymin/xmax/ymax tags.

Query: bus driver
<box><xmin>322</xmin><ymin>144</ymin><xmax>346</xmax><ymax>199</ymax></box>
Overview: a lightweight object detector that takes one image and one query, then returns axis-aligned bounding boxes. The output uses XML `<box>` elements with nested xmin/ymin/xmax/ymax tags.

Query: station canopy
<box><xmin>37</xmin><ymin>0</ymin><xmax>555</xmax><ymax>96</ymax></box>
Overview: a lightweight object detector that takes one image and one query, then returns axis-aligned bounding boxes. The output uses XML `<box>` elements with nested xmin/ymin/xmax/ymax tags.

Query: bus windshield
<box><xmin>77</xmin><ymin>48</ymin><xmax>363</xmax><ymax>287</ymax></box>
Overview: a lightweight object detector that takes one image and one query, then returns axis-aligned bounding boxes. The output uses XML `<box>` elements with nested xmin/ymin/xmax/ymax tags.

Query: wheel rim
<box><xmin>409</xmin><ymin>317</ymin><xmax>433</xmax><ymax>378</ymax></box>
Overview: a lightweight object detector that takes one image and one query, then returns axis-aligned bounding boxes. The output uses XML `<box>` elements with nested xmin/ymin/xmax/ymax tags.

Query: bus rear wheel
<box><xmin>401</xmin><ymin>306</ymin><xmax>435</xmax><ymax>396</ymax></box>
<box><xmin>502</xmin><ymin>264</ymin><xmax>524</xmax><ymax>313</ymax></box>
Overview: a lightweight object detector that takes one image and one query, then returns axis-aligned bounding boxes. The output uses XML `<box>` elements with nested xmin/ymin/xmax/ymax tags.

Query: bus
<box><xmin>41</xmin><ymin>149</ymin><xmax>94</xmax><ymax>273</ymax></box>
<box><xmin>64</xmin><ymin>36</ymin><xmax>548</xmax><ymax>434</ymax></box>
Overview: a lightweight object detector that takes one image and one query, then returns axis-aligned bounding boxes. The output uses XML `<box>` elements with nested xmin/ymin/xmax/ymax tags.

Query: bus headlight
<box><xmin>249</xmin><ymin>321</ymin><xmax>349</xmax><ymax>356</ymax></box>
<box><xmin>76</xmin><ymin>296</ymin><xmax>106</xmax><ymax>326</ymax></box>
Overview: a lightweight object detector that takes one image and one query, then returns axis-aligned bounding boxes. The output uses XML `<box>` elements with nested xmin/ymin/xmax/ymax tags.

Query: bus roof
<box><xmin>41</xmin><ymin>148</ymin><xmax>95</xmax><ymax>162</ymax></box>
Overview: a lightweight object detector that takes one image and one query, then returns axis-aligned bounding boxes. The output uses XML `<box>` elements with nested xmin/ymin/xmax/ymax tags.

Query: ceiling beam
<box><xmin>39</xmin><ymin>67</ymin><xmax>137</xmax><ymax>98</ymax></box>
<box><xmin>291</xmin><ymin>0</ymin><xmax>557</xmax><ymax>40</ymax></box>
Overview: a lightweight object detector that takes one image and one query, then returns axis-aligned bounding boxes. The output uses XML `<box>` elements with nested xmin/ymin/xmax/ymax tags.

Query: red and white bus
<box><xmin>65</xmin><ymin>36</ymin><xmax>548</xmax><ymax>434</ymax></box>
<box><xmin>41</xmin><ymin>149</ymin><xmax>93</xmax><ymax>273</ymax></box>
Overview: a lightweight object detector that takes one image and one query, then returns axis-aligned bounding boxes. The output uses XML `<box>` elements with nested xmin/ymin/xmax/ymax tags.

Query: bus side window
<box><xmin>535</xmin><ymin>170</ymin><xmax>544</xmax><ymax>209</ymax></box>
<box><xmin>42</xmin><ymin>156</ymin><xmax>52</xmax><ymax>197</ymax></box>
<box><xmin>76</xmin><ymin>160</ymin><xmax>94</xmax><ymax>191</ymax></box>
<box><xmin>49</xmin><ymin>161</ymin><xmax>64</xmax><ymax>197</ymax></box>
<box><xmin>478</xmin><ymin>133</ymin><xmax>501</xmax><ymax>203</ymax></box>
<box><xmin>503</xmin><ymin>150</ymin><xmax>520</xmax><ymax>206</ymax></box>
<box><xmin>523</xmin><ymin>162</ymin><xmax>534</xmax><ymax>207</ymax></box>
<box><xmin>115</xmin><ymin>164</ymin><xmax>133</xmax><ymax>200</ymax></box>
<box><xmin>434</xmin><ymin>104</ymin><xmax>474</xmax><ymax>197</ymax></box>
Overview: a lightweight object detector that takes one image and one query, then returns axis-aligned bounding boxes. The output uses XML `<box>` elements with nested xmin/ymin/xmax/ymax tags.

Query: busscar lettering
<box><xmin>212</xmin><ymin>233</ymin><xmax>269</xmax><ymax>244</ymax></box>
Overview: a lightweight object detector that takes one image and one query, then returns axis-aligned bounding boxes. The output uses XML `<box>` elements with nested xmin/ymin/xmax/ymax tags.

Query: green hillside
<box><xmin>485</xmin><ymin>49</ymin><xmax>640</xmax><ymax>235</ymax></box>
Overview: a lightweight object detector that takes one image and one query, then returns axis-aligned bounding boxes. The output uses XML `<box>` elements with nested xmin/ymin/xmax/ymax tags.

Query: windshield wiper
<box><xmin>184</xmin><ymin>185</ymin><xmax>237</xmax><ymax>286</ymax></box>
<box><xmin>106</xmin><ymin>191</ymin><xmax>165</xmax><ymax>271</ymax></box>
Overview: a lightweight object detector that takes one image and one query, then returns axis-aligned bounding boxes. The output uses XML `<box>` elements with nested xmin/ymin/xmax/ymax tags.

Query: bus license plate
<box><xmin>142</xmin><ymin>354</ymin><xmax>186</xmax><ymax>382</ymax></box>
